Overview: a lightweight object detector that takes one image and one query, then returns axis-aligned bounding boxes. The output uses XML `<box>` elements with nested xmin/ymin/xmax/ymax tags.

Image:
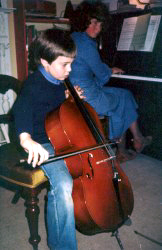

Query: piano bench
<box><xmin>99</xmin><ymin>115</ymin><xmax>109</xmax><ymax>139</ymax></box>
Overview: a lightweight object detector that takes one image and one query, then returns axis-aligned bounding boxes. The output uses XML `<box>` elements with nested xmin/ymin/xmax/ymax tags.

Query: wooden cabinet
<box><xmin>13</xmin><ymin>0</ymin><xmax>70</xmax><ymax>81</ymax></box>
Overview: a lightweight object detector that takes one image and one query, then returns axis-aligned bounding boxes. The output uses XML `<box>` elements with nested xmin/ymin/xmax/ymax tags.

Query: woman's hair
<box><xmin>70</xmin><ymin>1</ymin><xmax>110</xmax><ymax>32</ymax></box>
<box><xmin>28</xmin><ymin>29</ymin><xmax>76</xmax><ymax>71</ymax></box>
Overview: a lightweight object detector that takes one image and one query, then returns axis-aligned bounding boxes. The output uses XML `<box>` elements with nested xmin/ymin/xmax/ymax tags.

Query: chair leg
<box><xmin>11</xmin><ymin>190</ymin><xmax>21</xmax><ymax>204</ymax></box>
<box><xmin>21</xmin><ymin>187</ymin><xmax>41</xmax><ymax>250</ymax></box>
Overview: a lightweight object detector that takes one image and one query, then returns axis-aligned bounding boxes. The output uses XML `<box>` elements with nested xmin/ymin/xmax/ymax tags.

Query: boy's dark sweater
<box><xmin>13</xmin><ymin>70</ymin><xmax>66</xmax><ymax>144</ymax></box>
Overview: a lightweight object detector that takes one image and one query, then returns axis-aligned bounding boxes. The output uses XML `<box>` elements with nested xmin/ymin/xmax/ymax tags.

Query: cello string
<box><xmin>64</xmin><ymin>79</ymin><xmax>116</xmax><ymax>158</ymax></box>
<box><xmin>64</xmin><ymin>78</ymin><xmax>121</xmax><ymax>181</ymax></box>
<box><xmin>64</xmin><ymin>79</ymin><xmax>131</xmax><ymax>225</ymax></box>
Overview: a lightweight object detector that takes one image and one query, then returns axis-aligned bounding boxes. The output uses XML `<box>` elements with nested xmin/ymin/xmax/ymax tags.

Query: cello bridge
<box><xmin>96</xmin><ymin>155</ymin><xmax>116</xmax><ymax>165</ymax></box>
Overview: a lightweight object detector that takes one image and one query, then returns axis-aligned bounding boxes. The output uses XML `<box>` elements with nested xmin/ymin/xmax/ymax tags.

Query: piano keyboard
<box><xmin>111</xmin><ymin>74</ymin><xmax>162</xmax><ymax>82</ymax></box>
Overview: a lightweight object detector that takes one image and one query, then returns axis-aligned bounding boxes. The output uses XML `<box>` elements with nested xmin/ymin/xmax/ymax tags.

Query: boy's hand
<box><xmin>74</xmin><ymin>85</ymin><xmax>85</xmax><ymax>99</ymax></box>
<box><xmin>65</xmin><ymin>86</ymin><xmax>85</xmax><ymax>99</ymax></box>
<box><xmin>19</xmin><ymin>133</ymin><xmax>49</xmax><ymax>168</ymax></box>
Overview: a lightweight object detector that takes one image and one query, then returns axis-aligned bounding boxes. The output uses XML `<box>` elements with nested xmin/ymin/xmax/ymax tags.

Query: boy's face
<box><xmin>41</xmin><ymin>56</ymin><xmax>74</xmax><ymax>80</ymax></box>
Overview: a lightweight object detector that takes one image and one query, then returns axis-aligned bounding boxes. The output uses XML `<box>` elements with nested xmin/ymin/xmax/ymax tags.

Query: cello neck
<box><xmin>65</xmin><ymin>78</ymin><xmax>105</xmax><ymax>144</ymax></box>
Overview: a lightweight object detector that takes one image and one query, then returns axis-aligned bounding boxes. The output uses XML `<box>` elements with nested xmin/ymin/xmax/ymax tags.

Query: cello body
<box><xmin>45</xmin><ymin>98</ymin><xmax>134</xmax><ymax>235</ymax></box>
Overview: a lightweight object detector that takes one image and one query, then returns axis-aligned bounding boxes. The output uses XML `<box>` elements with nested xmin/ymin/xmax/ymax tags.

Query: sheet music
<box><xmin>142</xmin><ymin>15</ymin><xmax>161</xmax><ymax>52</ymax></box>
<box><xmin>117</xmin><ymin>16</ymin><xmax>138</xmax><ymax>51</ymax></box>
<box><xmin>117</xmin><ymin>14</ymin><xmax>161</xmax><ymax>52</ymax></box>
<box><xmin>130</xmin><ymin>14</ymin><xmax>150</xmax><ymax>51</ymax></box>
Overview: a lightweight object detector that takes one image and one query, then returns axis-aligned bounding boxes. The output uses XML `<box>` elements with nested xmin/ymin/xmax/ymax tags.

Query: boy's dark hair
<box><xmin>70</xmin><ymin>1</ymin><xmax>110</xmax><ymax>32</ymax></box>
<box><xmin>28</xmin><ymin>29</ymin><xmax>76</xmax><ymax>71</ymax></box>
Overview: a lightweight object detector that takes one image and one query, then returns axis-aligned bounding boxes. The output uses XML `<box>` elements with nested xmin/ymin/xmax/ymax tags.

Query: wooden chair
<box><xmin>0</xmin><ymin>75</ymin><xmax>110</xmax><ymax>250</ymax></box>
<box><xmin>0</xmin><ymin>75</ymin><xmax>49</xmax><ymax>250</ymax></box>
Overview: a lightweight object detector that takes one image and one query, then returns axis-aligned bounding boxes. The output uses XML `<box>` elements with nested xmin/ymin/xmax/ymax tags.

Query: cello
<box><xmin>45</xmin><ymin>79</ymin><xmax>134</xmax><ymax>239</ymax></box>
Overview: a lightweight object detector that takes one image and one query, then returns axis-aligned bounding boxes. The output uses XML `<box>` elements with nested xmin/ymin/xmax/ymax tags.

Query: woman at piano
<box><xmin>69</xmin><ymin>1</ymin><xmax>152</xmax><ymax>162</ymax></box>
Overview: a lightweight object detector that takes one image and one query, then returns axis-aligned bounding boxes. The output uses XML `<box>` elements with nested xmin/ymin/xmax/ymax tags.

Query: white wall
<box><xmin>48</xmin><ymin>0</ymin><xmax>82</xmax><ymax>17</ymax></box>
<box><xmin>51</xmin><ymin>0</ymin><xmax>149</xmax><ymax>17</ymax></box>
<box><xmin>49</xmin><ymin>0</ymin><xmax>114</xmax><ymax>17</ymax></box>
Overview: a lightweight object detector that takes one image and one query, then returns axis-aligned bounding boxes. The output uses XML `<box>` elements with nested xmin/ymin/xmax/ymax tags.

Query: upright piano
<box><xmin>101</xmin><ymin>7</ymin><xmax>162</xmax><ymax>160</ymax></box>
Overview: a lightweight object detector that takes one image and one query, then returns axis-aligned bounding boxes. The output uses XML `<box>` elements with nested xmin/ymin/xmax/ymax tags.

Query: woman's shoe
<box><xmin>116</xmin><ymin>149</ymin><xmax>137</xmax><ymax>163</ymax></box>
<box><xmin>132</xmin><ymin>136</ymin><xmax>152</xmax><ymax>153</ymax></box>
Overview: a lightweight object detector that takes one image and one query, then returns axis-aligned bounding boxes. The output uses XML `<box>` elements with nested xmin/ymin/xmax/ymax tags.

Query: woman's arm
<box><xmin>83</xmin><ymin>42</ymin><xmax>112</xmax><ymax>85</ymax></box>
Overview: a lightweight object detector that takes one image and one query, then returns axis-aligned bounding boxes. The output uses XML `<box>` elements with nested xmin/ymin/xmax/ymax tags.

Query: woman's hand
<box><xmin>111</xmin><ymin>67</ymin><xmax>125</xmax><ymax>74</ymax></box>
<box><xmin>19</xmin><ymin>132</ymin><xmax>49</xmax><ymax>168</ymax></box>
<box><xmin>65</xmin><ymin>86</ymin><xmax>85</xmax><ymax>99</ymax></box>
